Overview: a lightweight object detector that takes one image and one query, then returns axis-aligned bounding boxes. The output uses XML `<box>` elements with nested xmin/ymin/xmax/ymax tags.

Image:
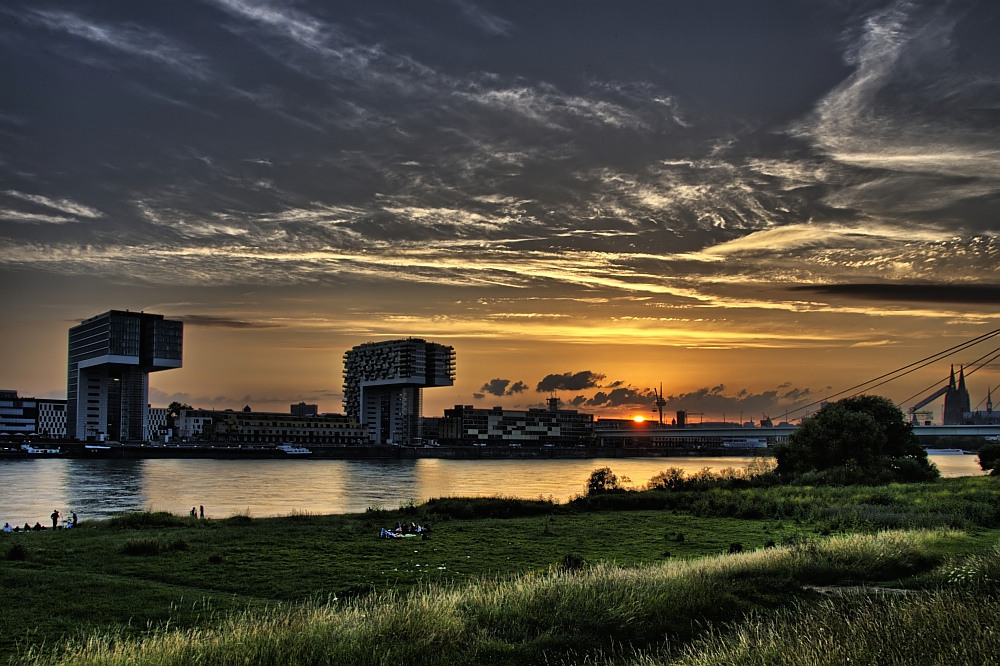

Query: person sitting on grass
<box><xmin>2</xmin><ymin>522</ymin><xmax>11</xmax><ymax>533</ymax></box>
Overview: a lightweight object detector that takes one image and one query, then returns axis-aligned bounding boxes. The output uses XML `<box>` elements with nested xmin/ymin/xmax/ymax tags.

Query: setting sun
<box><xmin>633</xmin><ymin>415</ymin><xmax>645</xmax><ymax>423</ymax></box>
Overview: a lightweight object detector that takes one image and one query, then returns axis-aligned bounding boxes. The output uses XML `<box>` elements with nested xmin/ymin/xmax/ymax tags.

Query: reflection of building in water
<box><xmin>177</xmin><ymin>408</ymin><xmax>365</xmax><ymax>445</ymax></box>
<box><xmin>0</xmin><ymin>390</ymin><xmax>67</xmax><ymax>439</ymax></box>
<box><xmin>440</xmin><ymin>398</ymin><xmax>594</xmax><ymax>446</ymax></box>
<box><xmin>67</xmin><ymin>310</ymin><xmax>182</xmax><ymax>442</ymax></box>
<box><xmin>63</xmin><ymin>458</ymin><xmax>148</xmax><ymax>519</ymax></box>
<box><xmin>343</xmin><ymin>338</ymin><xmax>455</xmax><ymax>445</ymax></box>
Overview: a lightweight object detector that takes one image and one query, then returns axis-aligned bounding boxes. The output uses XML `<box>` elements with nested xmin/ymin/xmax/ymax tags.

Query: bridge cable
<box><xmin>782</xmin><ymin>328</ymin><xmax>1000</xmax><ymax>420</ymax></box>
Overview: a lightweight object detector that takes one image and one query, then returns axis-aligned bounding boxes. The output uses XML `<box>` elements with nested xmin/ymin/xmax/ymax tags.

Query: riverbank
<box><xmin>0</xmin><ymin>441</ymin><xmax>771</xmax><ymax>460</ymax></box>
<box><xmin>4</xmin><ymin>477</ymin><xmax>999</xmax><ymax>664</ymax></box>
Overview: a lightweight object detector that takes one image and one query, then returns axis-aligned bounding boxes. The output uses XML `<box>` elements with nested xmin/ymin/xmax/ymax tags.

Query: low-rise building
<box><xmin>177</xmin><ymin>408</ymin><xmax>366</xmax><ymax>446</ymax></box>
<box><xmin>440</xmin><ymin>400</ymin><xmax>594</xmax><ymax>446</ymax></box>
<box><xmin>0</xmin><ymin>390</ymin><xmax>67</xmax><ymax>440</ymax></box>
<box><xmin>146</xmin><ymin>406</ymin><xmax>169</xmax><ymax>441</ymax></box>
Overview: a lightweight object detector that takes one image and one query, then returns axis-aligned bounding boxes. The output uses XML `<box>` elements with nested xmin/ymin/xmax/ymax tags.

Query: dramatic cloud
<box><xmin>791</xmin><ymin>283</ymin><xmax>1000</xmax><ymax>304</ymax></box>
<box><xmin>586</xmin><ymin>386</ymin><xmax>653</xmax><ymax>409</ymax></box>
<box><xmin>476</xmin><ymin>378</ymin><xmax>528</xmax><ymax>398</ymax></box>
<box><xmin>181</xmin><ymin>315</ymin><xmax>284</xmax><ymax>329</ymax></box>
<box><xmin>1</xmin><ymin>1</ymin><xmax>996</xmax><ymax>415</ymax></box>
<box><xmin>536</xmin><ymin>371</ymin><xmax>606</xmax><ymax>393</ymax></box>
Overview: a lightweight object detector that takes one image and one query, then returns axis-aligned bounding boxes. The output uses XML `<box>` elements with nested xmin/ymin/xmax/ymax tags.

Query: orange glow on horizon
<box><xmin>633</xmin><ymin>415</ymin><xmax>645</xmax><ymax>423</ymax></box>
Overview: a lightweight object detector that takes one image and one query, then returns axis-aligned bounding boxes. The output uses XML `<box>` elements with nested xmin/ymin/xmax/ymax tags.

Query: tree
<box><xmin>586</xmin><ymin>467</ymin><xmax>623</xmax><ymax>495</ymax></box>
<box><xmin>774</xmin><ymin>395</ymin><xmax>938</xmax><ymax>484</ymax></box>
<box><xmin>978</xmin><ymin>441</ymin><xmax>1000</xmax><ymax>476</ymax></box>
<box><xmin>167</xmin><ymin>402</ymin><xmax>194</xmax><ymax>434</ymax></box>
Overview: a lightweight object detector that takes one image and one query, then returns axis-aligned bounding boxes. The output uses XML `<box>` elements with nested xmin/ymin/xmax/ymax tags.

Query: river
<box><xmin>0</xmin><ymin>454</ymin><xmax>985</xmax><ymax>525</ymax></box>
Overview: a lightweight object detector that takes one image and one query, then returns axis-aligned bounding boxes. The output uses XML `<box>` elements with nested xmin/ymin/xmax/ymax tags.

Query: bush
<box><xmin>774</xmin><ymin>395</ymin><xmax>938</xmax><ymax>485</ymax></box>
<box><xmin>978</xmin><ymin>441</ymin><xmax>1000</xmax><ymax>475</ymax></box>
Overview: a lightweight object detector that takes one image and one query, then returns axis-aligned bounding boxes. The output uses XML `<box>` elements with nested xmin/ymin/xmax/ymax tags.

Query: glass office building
<box><xmin>343</xmin><ymin>338</ymin><xmax>455</xmax><ymax>445</ymax></box>
<box><xmin>67</xmin><ymin>310</ymin><xmax>182</xmax><ymax>442</ymax></box>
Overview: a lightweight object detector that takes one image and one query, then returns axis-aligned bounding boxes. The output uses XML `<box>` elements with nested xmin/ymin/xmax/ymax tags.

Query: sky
<box><xmin>1</xmin><ymin>0</ymin><xmax>998</xmax><ymax>424</ymax></box>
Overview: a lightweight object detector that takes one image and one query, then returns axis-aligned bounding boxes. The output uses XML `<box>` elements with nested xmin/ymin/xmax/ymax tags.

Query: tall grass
<box><xmin>637</xmin><ymin>590</ymin><xmax>1000</xmax><ymax>665</ymax></box>
<box><xmin>102</xmin><ymin>511</ymin><xmax>189</xmax><ymax>530</ymax></box>
<box><xmin>18</xmin><ymin>530</ymin><xmax>968</xmax><ymax>666</ymax></box>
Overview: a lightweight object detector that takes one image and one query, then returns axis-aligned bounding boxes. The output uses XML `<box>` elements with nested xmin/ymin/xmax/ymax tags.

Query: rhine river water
<box><xmin>0</xmin><ymin>455</ymin><xmax>985</xmax><ymax>526</ymax></box>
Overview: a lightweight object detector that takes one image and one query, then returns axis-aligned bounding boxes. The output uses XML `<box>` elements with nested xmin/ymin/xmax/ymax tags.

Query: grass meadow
<box><xmin>2</xmin><ymin>473</ymin><xmax>998</xmax><ymax>664</ymax></box>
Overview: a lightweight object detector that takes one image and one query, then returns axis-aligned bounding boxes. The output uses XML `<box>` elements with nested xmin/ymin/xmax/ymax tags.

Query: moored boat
<box><xmin>277</xmin><ymin>444</ymin><xmax>312</xmax><ymax>455</ymax></box>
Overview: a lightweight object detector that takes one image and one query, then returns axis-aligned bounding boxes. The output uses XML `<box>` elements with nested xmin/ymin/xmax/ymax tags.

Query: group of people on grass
<box><xmin>2</xmin><ymin>509</ymin><xmax>77</xmax><ymax>533</ymax></box>
<box><xmin>378</xmin><ymin>521</ymin><xmax>431</xmax><ymax>539</ymax></box>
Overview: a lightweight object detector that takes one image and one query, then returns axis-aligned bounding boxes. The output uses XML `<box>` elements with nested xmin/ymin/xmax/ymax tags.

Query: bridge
<box><xmin>593</xmin><ymin>422</ymin><xmax>1000</xmax><ymax>447</ymax></box>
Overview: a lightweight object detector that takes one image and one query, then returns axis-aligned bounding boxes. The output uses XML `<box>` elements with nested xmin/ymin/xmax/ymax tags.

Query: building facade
<box><xmin>67</xmin><ymin>310</ymin><xmax>183</xmax><ymax>442</ymax></box>
<box><xmin>147</xmin><ymin>406</ymin><xmax>169</xmax><ymax>441</ymax></box>
<box><xmin>290</xmin><ymin>402</ymin><xmax>318</xmax><ymax>417</ymax></box>
<box><xmin>0</xmin><ymin>390</ymin><xmax>67</xmax><ymax>439</ymax></box>
<box><xmin>943</xmin><ymin>366</ymin><xmax>972</xmax><ymax>425</ymax></box>
<box><xmin>177</xmin><ymin>409</ymin><xmax>365</xmax><ymax>445</ymax></box>
<box><xmin>343</xmin><ymin>338</ymin><xmax>455</xmax><ymax>445</ymax></box>
<box><xmin>440</xmin><ymin>401</ymin><xmax>594</xmax><ymax>446</ymax></box>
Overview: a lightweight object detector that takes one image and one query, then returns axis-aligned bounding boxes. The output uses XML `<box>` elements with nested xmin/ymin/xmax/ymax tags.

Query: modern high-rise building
<box><xmin>67</xmin><ymin>310</ymin><xmax>183</xmax><ymax>442</ymax></box>
<box><xmin>343</xmin><ymin>338</ymin><xmax>455</xmax><ymax>445</ymax></box>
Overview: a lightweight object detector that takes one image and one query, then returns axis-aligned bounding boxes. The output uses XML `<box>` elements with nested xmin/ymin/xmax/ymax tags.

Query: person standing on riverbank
<box><xmin>50</xmin><ymin>509</ymin><xmax>60</xmax><ymax>529</ymax></box>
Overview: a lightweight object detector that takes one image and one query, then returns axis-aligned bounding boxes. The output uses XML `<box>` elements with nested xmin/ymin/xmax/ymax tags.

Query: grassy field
<box><xmin>2</xmin><ymin>474</ymin><xmax>999</xmax><ymax>664</ymax></box>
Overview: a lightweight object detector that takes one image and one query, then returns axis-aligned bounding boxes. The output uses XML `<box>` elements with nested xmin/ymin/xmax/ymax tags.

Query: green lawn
<box><xmin>2</xmin><ymin>475</ymin><xmax>999</xmax><ymax>664</ymax></box>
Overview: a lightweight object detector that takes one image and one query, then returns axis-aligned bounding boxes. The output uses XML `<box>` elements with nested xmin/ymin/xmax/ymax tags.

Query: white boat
<box><xmin>924</xmin><ymin>448</ymin><xmax>968</xmax><ymax>455</ymax></box>
<box><xmin>277</xmin><ymin>444</ymin><xmax>312</xmax><ymax>455</ymax></box>
<box><xmin>21</xmin><ymin>445</ymin><xmax>62</xmax><ymax>455</ymax></box>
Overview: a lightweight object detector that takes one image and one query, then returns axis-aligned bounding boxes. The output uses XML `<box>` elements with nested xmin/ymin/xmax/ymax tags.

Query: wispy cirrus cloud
<box><xmin>447</xmin><ymin>0</ymin><xmax>514</xmax><ymax>37</ymax></box>
<box><xmin>0</xmin><ymin>209</ymin><xmax>77</xmax><ymax>225</ymax></box>
<box><xmin>3</xmin><ymin>191</ymin><xmax>103</xmax><ymax>219</ymax></box>
<box><xmin>22</xmin><ymin>8</ymin><xmax>212</xmax><ymax>80</ymax></box>
<box><xmin>796</xmin><ymin>0</ymin><xmax>1000</xmax><ymax>226</ymax></box>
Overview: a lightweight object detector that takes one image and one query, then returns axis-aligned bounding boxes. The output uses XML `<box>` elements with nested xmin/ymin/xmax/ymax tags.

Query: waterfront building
<box><xmin>343</xmin><ymin>338</ymin><xmax>455</xmax><ymax>445</ymax></box>
<box><xmin>177</xmin><ymin>408</ymin><xmax>365</xmax><ymax>446</ymax></box>
<box><xmin>36</xmin><ymin>399</ymin><xmax>67</xmax><ymax>439</ymax></box>
<box><xmin>290</xmin><ymin>402</ymin><xmax>318</xmax><ymax>417</ymax></box>
<box><xmin>0</xmin><ymin>390</ymin><xmax>67</xmax><ymax>439</ymax></box>
<box><xmin>964</xmin><ymin>386</ymin><xmax>1000</xmax><ymax>425</ymax></box>
<box><xmin>439</xmin><ymin>398</ymin><xmax>594</xmax><ymax>446</ymax></box>
<box><xmin>67</xmin><ymin>310</ymin><xmax>183</xmax><ymax>442</ymax></box>
<box><xmin>147</xmin><ymin>406</ymin><xmax>169</xmax><ymax>441</ymax></box>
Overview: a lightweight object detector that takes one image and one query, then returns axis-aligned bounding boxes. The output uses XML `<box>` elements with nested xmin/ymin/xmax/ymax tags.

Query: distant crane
<box><xmin>908</xmin><ymin>384</ymin><xmax>950</xmax><ymax>424</ymax></box>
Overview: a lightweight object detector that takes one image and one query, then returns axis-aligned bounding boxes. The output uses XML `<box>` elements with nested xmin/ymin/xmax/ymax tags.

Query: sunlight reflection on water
<box><xmin>0</xmin><ymin>454</ymin><xmax>983</xmax><ymax>524</ymax></box>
